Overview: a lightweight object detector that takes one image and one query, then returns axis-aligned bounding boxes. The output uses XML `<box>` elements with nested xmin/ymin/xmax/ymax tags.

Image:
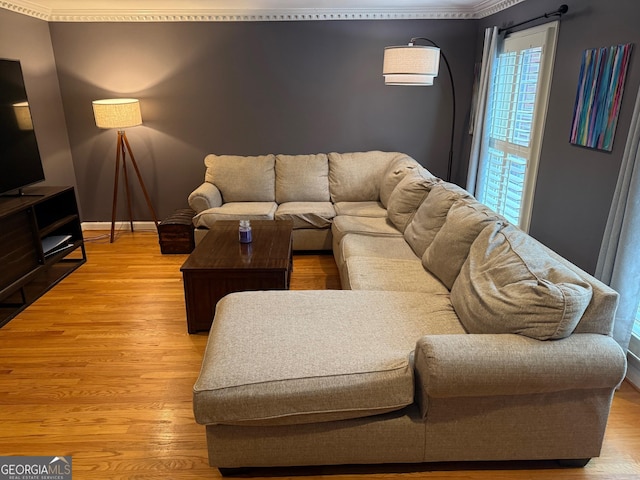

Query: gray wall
<box><xmin>479</xmin><ymin>0</ymin><xmax>640</xmax><ymax>273</ymax></box>
<box><xmin>4</xmin><ymin>0</ymin><xmax>637</xmax><ymax>275</ymax></box>
<box><xmin>48</xmin><ymin>19</ymin><xmax>476</xmax><ymax>223</ymax></box>
<box><xmin>0</xmin><ymin>8</ymin><xmax>76</xmax><ymax>191</ymax></box>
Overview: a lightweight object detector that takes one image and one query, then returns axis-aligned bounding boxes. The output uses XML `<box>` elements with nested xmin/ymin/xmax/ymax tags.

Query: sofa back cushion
<box><xmin>386</xmin><ymin>167</ymin><xmax>440</xmax><ymax>232</ymax></box>
<box><xmin>275</xmin><ymin>154</ymin><xmax>330</xmax><ymax>203</ymax></box>
<box><xmin>328</xmin><ymin>151</ymin><xmax>400</xmax><ymax>203</ymax></box>
<box><xmin>379</xmin><ymin>155</ymin><xmax>422</xmax><ymax>208</ymax></box>
<box><xmin>403</xmin><ymin>182</ymin><xmax>471</xmax><ymax>257</ymax></box>
<box><xmin>451</xmin><ymin>223</ymin><xmax>594</xmax><ymax>341</ymax></box>
<box><xmin>422</xmin><ymin>200</ymin><xmax>503</xmax><ymax>289</ymax></box>
<box><xmin>538</xmin><ymin>248</ymin><xmax>619</xmax><ymax>336</ymax></box>
<box><xmin>204</xmin><ymin>154</ymin><xmax>275</xmax><ymax>202</ymax></box>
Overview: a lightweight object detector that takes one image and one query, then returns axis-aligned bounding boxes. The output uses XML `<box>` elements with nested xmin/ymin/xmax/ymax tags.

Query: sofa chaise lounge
<box><xmin>189</xmin><ymin>151</ymin><xmax>627</xmax><ymax>473</ymax></box>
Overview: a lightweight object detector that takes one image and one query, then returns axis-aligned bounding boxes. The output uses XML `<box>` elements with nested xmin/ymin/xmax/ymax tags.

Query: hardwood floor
<box><xmin>0</xmin><ymin>231</ymin><xmax>638</xmax><ymax>479</ymax></box>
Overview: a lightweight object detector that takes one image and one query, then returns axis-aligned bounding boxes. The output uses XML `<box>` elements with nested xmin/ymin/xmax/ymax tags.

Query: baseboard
<box><xmin>81</xmin><ymin>221</ymin><xmax>158</xmax><ymax>232</ymax></box>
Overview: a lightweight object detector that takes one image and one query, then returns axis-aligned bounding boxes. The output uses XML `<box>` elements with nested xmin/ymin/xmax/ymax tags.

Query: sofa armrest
<box><xmin>188</xmin><ymin>182</ymin><xmax>223</xmax><ymax>213</ymax></box>
<box><xmin>414</xmin><ymin>333</ymin><xmax>626</xmax><ymax>408</ymax></box>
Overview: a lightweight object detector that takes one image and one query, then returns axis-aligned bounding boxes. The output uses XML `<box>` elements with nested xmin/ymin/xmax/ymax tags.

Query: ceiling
<box><xmin>2</xmin><ymin>0</ymin><xmax>525</xmax><ymax>22</ymax></box>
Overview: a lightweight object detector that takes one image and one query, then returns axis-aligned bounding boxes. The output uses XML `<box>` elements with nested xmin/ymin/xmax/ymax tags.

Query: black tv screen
<box><xmin>0</xmin><ymin>58</ymin><xmax>45</xmax><ymax>195</ymax></box>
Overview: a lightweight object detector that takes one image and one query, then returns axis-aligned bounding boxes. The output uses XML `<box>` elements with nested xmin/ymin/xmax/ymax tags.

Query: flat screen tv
<box><xmin>0</xmin><ymin>58</ymin><xmax>45</xmax><ymax>196</ymax></box>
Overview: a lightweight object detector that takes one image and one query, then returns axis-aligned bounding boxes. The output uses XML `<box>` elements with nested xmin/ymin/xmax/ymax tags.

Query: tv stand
<box><xmin>0</xmin><ymin>187</ymin><xmax>45</xmax><ymax>198</ymax></box>
<box><xmin>0</xmin><ymin>186</ymin><xmax>86</xmax><ymax>327</ymax></box>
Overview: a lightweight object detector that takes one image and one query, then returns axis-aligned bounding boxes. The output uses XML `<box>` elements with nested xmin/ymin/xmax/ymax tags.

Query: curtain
<box><xmin>466</xmin><ymin>26</ymin><xmax>501</xmax><ymax>194</ymax></box>
<box><xmin>595</xmin><ymin>84</ymin><xmax>640</xmax><ymax>354</ymax></box>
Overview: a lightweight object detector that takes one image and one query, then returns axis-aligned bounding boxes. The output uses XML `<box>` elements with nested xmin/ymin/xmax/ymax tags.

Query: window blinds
<box><xmin>474</xmin><ymin>22</ymin><xmax>558</xmax><ymax>232</ymax></box>
<box><xmin>478</xmin><ymin>46</ymin><xmax>541</xmax><ymax>226</ymax></box>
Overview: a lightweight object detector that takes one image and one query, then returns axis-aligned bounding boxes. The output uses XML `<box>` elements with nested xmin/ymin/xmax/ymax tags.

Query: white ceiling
<box><xmin>1</xmin><ymin>0</ymin><xmax>525</xmax><ymax>22</ymax></box>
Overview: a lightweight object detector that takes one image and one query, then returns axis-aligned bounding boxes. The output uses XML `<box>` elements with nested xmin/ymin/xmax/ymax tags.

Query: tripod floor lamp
<box><xmin>92</xmin><ymin>98</ymin><xmax>159</xmax><ymax>243</ymax></box>
<box><xmin>383</xmin><ymin>38</ymin><xmax>456</xmax><ymax>182</ymax></box>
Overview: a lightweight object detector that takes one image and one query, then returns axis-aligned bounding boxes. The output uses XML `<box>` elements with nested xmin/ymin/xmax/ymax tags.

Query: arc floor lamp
<box><xmin>383</xmin><ymin>38</ymin><xmax>456</xmax><ymax>182</ymax></box>
<box><xmin>92</xmin><ymin>98</ymin><xmax>159</xmax><ymax>243</ymax></box>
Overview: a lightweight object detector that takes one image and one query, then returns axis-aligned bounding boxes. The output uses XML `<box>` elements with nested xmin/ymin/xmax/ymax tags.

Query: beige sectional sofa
<box><xmin>188</xmin><ymin>151</ymin><xmax>415</xmax><ymax>250</ymax></box>
<box><xmin>190</xmin><ymin>151</ymin><xmax>627</xmax><ymax>473</ymax></box>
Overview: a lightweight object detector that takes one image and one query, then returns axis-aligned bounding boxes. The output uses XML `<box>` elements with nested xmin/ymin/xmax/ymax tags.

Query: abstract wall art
<box><xmin>570</xmin><ymin>43</ymin><xmax>633</xmax><ymax>151</ymax></box>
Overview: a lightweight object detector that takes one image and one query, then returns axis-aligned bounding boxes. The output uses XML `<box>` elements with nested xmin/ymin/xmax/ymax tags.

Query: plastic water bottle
<box><xmin>239</xmin><ymin>220</ymin><xmax>252</xmax><ymax>243</ymax></box>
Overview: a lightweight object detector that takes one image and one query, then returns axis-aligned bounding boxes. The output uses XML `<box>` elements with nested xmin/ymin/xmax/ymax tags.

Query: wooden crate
<box><xmin>158</xmin><ymin>208</ymin><xmax>196</xmax><ymax>254</ymax></box>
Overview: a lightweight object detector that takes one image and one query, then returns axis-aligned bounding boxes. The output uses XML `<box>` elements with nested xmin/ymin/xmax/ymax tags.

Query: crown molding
<box><xmin>48</xmin><ymin>8</ymin><xmax>478</xmax><ymax>22</ymax></box>
<box><xmin>474</xmin><ymin>0</ymin><xmax>525</xmax><ymax>18</ymax></box>
<box><xmin>0</xmin><ymin>0</ymin><xmax>49</xmax><ymax>19</ymax></box>
<box><xmin>1</xmin><ymin>0</ymin><xmax>524</xmax><ymax>22</ymax></box>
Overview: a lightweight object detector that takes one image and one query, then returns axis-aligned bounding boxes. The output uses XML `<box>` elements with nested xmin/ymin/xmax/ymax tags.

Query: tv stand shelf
<box><xmin>0</xmin><ymin>186</ymin><xmax>86</xmax><ymax>327</ymax></box>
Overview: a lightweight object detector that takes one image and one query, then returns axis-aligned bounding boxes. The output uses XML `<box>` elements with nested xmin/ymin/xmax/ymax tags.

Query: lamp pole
<box><xmin>408</xmin><ymin>37</ymin><xmax>456</xmax><ymax>182</ymax></box>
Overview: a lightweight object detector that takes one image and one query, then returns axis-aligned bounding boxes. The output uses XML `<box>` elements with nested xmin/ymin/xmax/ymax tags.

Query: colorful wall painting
<box><xmin>570</xmin><ymin>43</ymin><xmax>633</xmax><ymax>151</ymax></box>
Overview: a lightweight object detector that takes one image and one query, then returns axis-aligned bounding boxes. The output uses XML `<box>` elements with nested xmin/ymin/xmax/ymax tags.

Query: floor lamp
<box><xmin>383</xmin><ymin>38</ymin><xmax>456</xmax><ymax>182</ymax></box>
<box><xmin>92</xmin><ymin>98</ymin><xmax>159</xmax><ymax>243</ymax></box>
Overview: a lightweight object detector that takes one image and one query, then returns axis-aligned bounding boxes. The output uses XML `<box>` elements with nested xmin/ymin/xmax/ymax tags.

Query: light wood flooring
<box><xmin>0</xmin><ymin>231</ymin><xmax>639</xmax><ymax>479</ymax></box>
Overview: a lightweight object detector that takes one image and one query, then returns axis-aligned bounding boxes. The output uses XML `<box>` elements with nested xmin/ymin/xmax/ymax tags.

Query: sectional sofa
<box><xmin>188</xmin><ymin>151</ymin><xmax>417</xmax><ymax>250</ymax></box>
<box><xmin>189</xmin><ymin>151</ymin><xmax>627</xmax><ymax>473</ymax></box>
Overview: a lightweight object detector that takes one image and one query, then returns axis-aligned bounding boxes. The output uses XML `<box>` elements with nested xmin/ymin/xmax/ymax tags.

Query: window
<box><xmin>475</xmin><ymin>22</ymin><xmax>559</xmax><ymax>231</ymax></box>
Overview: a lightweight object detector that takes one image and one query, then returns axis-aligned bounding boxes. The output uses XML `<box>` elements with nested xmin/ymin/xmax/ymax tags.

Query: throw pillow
<box><xmin>450</xmin><ymin>223</ymin><xmax>593</xmax><ymax>341</ymax></box>
<box><xmin>422</xmin><ymin>200</ymin><xmax>502</xmax><ymax>289</ymax></box>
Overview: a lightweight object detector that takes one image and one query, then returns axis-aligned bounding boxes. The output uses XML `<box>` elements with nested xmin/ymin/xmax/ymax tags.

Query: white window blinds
<box><xmin>475</xmin><ymin>22</ymin><xmax>559</xmax><ymax>231</ymax></box>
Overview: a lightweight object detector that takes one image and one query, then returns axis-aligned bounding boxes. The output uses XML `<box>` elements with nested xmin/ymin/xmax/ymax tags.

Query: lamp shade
<box><xmin>383</xmin><ymin>45</ymin><xmax>440</xmax><ymax>86</ymax></box>
<box><xmin>92</xmin><ymin>98</ymin><xmax>142</xmax><ymax>129</ymax></box>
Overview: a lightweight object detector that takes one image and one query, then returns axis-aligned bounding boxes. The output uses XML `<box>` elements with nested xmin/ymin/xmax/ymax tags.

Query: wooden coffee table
<box><xmin>180</xmin><ymin>220</ymin><xmax>293</xmax><ymax>333</ymax></box>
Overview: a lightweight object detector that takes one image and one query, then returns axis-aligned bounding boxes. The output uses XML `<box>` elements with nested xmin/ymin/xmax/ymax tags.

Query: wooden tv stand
<box><xmin>0</xmin><ymin>186</ymin><xmax>86</xmax><ymax>327</ymax></box>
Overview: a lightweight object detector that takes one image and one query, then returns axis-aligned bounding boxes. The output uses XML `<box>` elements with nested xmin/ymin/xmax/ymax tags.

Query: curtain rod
<box><xmin>498</xmin><ymin>4</ymin><xmax>568</xmax><ymax>34</ymax></box>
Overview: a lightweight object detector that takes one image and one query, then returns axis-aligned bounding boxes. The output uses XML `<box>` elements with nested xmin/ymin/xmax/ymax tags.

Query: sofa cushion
<box><xmin>275</xmin><ymin>202</ymin><xmax>335</xmax><ymax>229</ymax></box>
<box><xmin>275</xmin><ymin>154</ymin><xmax>330</xmax><ymax>203</ymax></box>
<box><xmin>336</xmin><ymin>234</ymin><xmax>418</xmax><ymax>283</ymax></box>
<box><xmin>379</xmin><ymin>155</ymin><xmax>422</xmax><ymax>208</ymax></box>
<box><xmin>333</xmin><ymin>201</ymin><xmax>387</xmax><ymax>218</ymax></box>
<box><xmin>451</xmin><ymin>223</ymin><xmax>594</xmax><ymax>341</ymax></box>
<box><xmin>387</xmin><ymin>168</ymin><xmax>441</xmax><ymax>233</ymax></box>
<box><xmin>403</xmin><ymin>182</ymin><xmax>472</xmax><ymax>257</ymax></box>
<box><xmin>422</xmin><ymin>200</ymin><xmax>503</xmax><ymax>289</ymax></box>
<box><xmin>332</xmin><ymin>216</ymin><xmax>402</xmax><ymax>246</ymax></box>
<box><xmin>193</xmin><ymin>202</ymin><xmax>277</xmax><ymax>228</ymax></box>
<box><xmin>204</xmin><ymin>154</ymin><xmax>275</xmax><ymax>202</ymax></box>
<box><xmin>193</xmin><ymin>290</ymin><xmax>463</xmax><ymax>427</ymax></box>
<box><xmin>340</xmin><ymin>234</ymin><xmax>417</xmax><ymax>264</ymax></box>
<box><xmin>346</xmin><ymin>257</ymin><xmax>449</xmax><ymax>294</ymax></box>
<box><xmin>328</xmin><ymin>151</ymin><xmax>399</xmax><ymax>203</ymax></box>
